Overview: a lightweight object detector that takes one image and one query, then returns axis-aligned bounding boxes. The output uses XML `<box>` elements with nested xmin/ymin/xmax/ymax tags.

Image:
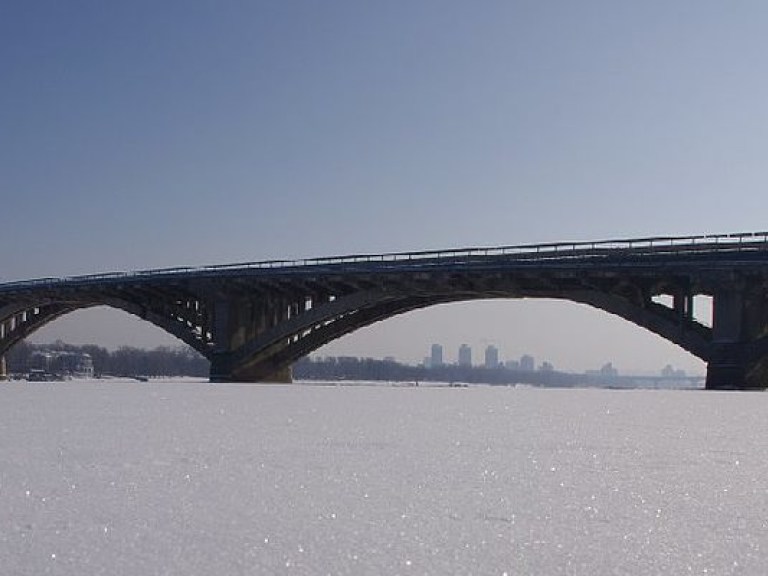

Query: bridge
<box><xmin>2</xmin><ymin>231</ymin><xmax>768</xmax><ymax>389</ymax></box>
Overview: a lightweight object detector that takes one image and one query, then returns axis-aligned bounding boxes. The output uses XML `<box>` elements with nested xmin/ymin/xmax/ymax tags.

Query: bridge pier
<box><xmin>0</xmin><ymin>356</ymin><xmax>6</xmax><ymax>381</ymax></box>
<box><xmin>209</xmin><ymin>354</ymin><xmax>292</xmax><ymax>383</ymax></box>
<box><xmin>705</xmin><ymin>286</ymin><xmax>768</xmax><ymax>390</ymax></box>
<box><xmin>208</xmin><ymin>295</ymin><xmax>296</xmax><ymax>383</ymax></box>
<box><xmin>706</xmin><ymin>354</ymin><xmax>768</xmax><ymax>390</ymax></box>
<box><xmin>706</xmin><ymin>349</ymin><xmax>750</xmax><ymax>390</ymax></box>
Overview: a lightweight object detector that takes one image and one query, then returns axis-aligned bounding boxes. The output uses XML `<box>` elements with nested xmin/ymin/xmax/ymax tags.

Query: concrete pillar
<box><xmin>209</xmin><ymin>353</ymin><xmax>292</xmax><ymax>383</ymax></box>
<box><xmin>0</xmin><ymin>356</ymin><xmax>6</xmax><ymax>381</ymax></box>
<box><xmin>209</xmin><ymin>353</ymin><xmax>233</xmax><ymax>383</ymax></box>
<box><xmin>673</xmin><ymin>291</ymin><xmax>694</xmax><ymax>322</ymax></box>
<box><xmin>705</xmin><ymin>287</ymin><xmax>767</xmax><ymax>389</ymax></box>
<box><xmin>207</xmin><ymin>294</ymin><xmax>294</xmax><ymax>383</ymax></box>
<box><xmin>706</xmin><ymin>289</ymin><xmax>746</xmax><ymax>389</ymax></box>
<box><xmin>233</xmin><ymin>364</ymin><xmax>292</xmax><ymax>383</ymax></box>
<box><xmin>711</xmin><ymin>289</ymin><xmax>744</xmax><ymax>342</ymax></box>
<box><xmin>212</xmin><ymin>298</ymin><xmax>231</xmax><ymax>353</ymax></box>
<box><xmin>706</xmin><ymin>344</ymin><xmax>748</xmax><ymax>390</ymax></box>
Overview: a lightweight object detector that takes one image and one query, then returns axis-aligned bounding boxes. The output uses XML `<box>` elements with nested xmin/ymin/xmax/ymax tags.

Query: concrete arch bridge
<box><xmin>2</xmin><ymin>232</ymin><xmax>768</xmax><ymax>389</ymax></box>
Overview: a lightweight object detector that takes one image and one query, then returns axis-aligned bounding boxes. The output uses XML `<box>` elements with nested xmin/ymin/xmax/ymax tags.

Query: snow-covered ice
<box><xmin>1</xmin><ymin>380</ymin><xmax>767</xmax><ymax>575</ymax></box>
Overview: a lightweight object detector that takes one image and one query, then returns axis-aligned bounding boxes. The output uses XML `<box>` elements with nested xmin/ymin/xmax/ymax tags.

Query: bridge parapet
<box><xmin>2</xmin><ymin>231</ymin><xmax>768</xmax><ymax>292</ymax></box>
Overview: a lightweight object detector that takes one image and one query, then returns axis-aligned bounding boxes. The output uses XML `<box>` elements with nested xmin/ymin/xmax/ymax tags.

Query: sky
<box><xmin>3</xmin><ymin>1</ymin><xmax>768</xmax><ymax>374</ymax></box>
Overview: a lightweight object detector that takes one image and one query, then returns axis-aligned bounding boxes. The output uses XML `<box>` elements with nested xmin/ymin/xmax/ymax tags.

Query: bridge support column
<box><xmin>209</xmin><ymin>353</ymin><xmax>292</xmax><ymax>383</ymax></box>
<box><xmin>705</xmin><ymin>286</ymin><xmax>768</xmax><ymax>390</ymax></box>
<box><xmin>208</xmin><ymin>295</ymin><xmax>294</xmax><ymax>383</ymax></box>
<box><xmin>706</xmin><ymin>345</ymin><xmax>749</xmax><ymax>390</ymax></box>
<box><xmin>673</xmin><ymin>291</ymin><xmax>694</xmax><ymax>323</ymax></box>
<box><xmin>0</xmin><ymin>356</ymin><xmax>6</xmax><ymax>381</ymax></box>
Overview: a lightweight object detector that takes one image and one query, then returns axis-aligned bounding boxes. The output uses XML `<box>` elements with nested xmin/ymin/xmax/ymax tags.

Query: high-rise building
<box><xmin>430</xmin><ymin>344</ymin><xmax>443</xmax><ymax>368</ymax></box>
<box><xmin>484</xmin><ymin>345</ymin><xmax>499</xmax><ymax>369</ymax></box>
<box><xmin>520</xmin><ymin>354</ymin><xmax>535</xmax><ymax>372</ymax></box>
<box><xmin>458</xmin><ymin>344</ymin><xmax>472</xmax><ymax>367</ymax></box>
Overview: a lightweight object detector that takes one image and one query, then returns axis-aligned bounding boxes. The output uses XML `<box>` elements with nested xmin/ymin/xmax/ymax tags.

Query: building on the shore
<box><xmin>30</xmin><ymin>350</ymin><xmax>94</xmax><ymax>379</ymax></box>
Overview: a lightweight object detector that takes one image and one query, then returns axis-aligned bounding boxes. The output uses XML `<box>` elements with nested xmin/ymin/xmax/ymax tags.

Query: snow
<box><xmin>1</xmin><ymin>381</ymin><xmax>766</xmax><ymax>574</ymax></box>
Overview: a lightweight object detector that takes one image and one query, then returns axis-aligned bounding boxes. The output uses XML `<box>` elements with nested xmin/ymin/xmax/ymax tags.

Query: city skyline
<box><xmin>359</xmin><ymin>341</ymin><xmax>694</xmax><ymax>377</ymax></box>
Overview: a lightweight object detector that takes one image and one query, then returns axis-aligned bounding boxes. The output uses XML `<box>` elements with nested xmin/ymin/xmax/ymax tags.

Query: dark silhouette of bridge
<box><xmin>2</xmin><ymin>231</ymin><xmax>768</xmax><ymax>389</ymax></box>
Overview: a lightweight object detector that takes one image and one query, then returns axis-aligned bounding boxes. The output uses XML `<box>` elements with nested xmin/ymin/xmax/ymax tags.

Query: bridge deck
<box><xmin>2</xmin><ymin>231</ymin><xmax>768</xmax><ymax>293</ymax></box>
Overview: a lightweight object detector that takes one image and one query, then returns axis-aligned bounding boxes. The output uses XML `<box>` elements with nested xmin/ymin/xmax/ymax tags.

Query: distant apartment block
<box><xmin>484</xmin><ymin>345</ymin><xmax>499</xmax><ymax>369</ymax></box>
<box><xmin>520</xmin><ymin>354</ymin><xmax>535</xmax><ymax>372</ymax></box>
<box><xmin>458</xmin><ymin>344</ymin><xmax>472</xmax><ymax>367</ymax></box>
<box><xmin>430</xmin><ymin>344</ymin><xmax>443</xmax><ymax>368</ymax></box>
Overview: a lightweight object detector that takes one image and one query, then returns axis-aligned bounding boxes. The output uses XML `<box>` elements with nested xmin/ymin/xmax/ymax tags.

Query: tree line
<box><xmin>294</xmin><ymin>356</ymin><xmax>580</xmax><ymax>387</ymax></box>
<box><xmin>6</xmin><ymin>341</ymin><xmax>209</xmax><ymax>378</ymax></box>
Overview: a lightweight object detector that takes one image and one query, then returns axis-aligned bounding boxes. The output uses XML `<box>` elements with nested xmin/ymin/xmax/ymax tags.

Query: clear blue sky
<box><xmin>3</xmin><ymin>1</ymin><xmax>768</xmax><ymax>373</ymax></box>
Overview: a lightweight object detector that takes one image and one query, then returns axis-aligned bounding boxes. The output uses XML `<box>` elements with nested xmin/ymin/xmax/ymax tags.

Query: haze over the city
<box><xmin>4</xmin><ymin>1</ymin><xmax>768</xmax><ymax>374</ymax></box>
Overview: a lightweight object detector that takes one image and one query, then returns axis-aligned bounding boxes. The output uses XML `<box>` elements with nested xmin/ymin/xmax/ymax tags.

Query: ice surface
<box><xmin>1</xmin><ymin>380</ymin><xmax>767</xmax><ymax>575</ymax></box>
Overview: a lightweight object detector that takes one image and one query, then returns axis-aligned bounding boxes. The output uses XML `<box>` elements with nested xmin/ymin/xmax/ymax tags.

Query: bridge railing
<box><xmin>185</xmin><ymin>230</ymin><xmax>768</xmax><ymax>272</ymax></box>
<box><xmin>2</xmin><ymin>231</ymin><xmax>768</xmax><ymax>291</ymax></box>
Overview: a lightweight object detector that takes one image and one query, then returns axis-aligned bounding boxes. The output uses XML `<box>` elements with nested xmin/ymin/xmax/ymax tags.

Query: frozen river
<box><xmin>1</xmin><ymin>380</ymin><xmax>767</xmax><ymax>575</ymax></box>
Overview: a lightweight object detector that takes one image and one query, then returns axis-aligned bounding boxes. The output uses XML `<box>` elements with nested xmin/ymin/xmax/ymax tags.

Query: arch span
<box><xmin>313</xmin><ymin>297</ymin><xmax>710</xmax><ymax>373</ymax></box>
<box><xmin>214</xmin><ymin>287</ymin><xmax>712</xmax><ymax>382</ymax></box>
<box><xmin>0</xmin><ymin>293</ymin><xmax>215</xmax><ymax>362</ymax></box>
<box><xmin>1</xmin><ymin>286</ymin><xmax>715</xmax><ymax>383</ymax></box>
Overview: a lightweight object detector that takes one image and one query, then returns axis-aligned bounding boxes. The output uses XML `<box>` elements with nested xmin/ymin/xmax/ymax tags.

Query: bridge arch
<box><xmin>1</xmin><ymin>287</ymin><xmax>714</xmax><ymax>382</ymax></box>
<box><xmin>0</xmin><ymin>293</ymin><xmax>214</xmax><ymax>363</ymax></box>
<box><xmin>313</xmin><ymin>297</ymin><xmax>710</xmax><ymax>371</ymax></box>
<box><xmin>217</xmin><ymin>288</ymin><xmax>712</xmax><ymax>381</ymax></box>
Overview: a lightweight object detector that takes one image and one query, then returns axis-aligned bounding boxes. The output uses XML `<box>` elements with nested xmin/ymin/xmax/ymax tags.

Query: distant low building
<box><xmin>661</xmin><ymin>364</ymin><xmax>686</xmax><ymax>378</ymax></box>
<box><xmin>600</xmin><ymin>362</ymin><xmax>618</xmax><ymax>377</ymax></box>
<box><xmin>30</xmin><ymin>350</ymin><xmax>94</xmax><ymax>379</ymax></box>
<box><xmin>586</xmin><ymin>362</ymin><xmax>619</xmax><ymax>378</ymax></box>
